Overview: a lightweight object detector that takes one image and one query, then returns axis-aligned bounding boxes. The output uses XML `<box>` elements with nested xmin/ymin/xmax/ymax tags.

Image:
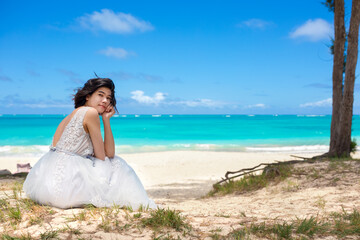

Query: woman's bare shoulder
<box><xmin>83</xmin><ymin>107</ymin><xmax>99</xmax><ymax>123</ymax></box>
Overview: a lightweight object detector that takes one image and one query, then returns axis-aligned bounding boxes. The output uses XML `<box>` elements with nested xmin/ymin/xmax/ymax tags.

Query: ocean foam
<box><xmin>0</xmin><ymin>145</ymin><xmax>49</xmax><ymax>157</ymax></box>
<box><xmin>1</xmin><ymin>143</ymin><xmax>355</xmax><ymax>157</ymax></box>
<box><xmin>246</xmin><ymin>145</ymin><xmax>329</xmax><ymax>153</ymax></box>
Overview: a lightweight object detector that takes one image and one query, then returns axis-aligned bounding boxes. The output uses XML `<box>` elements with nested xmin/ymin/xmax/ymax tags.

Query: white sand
<box><xmin>0</xmin><ymin>151</ymin><xmax>324</xmax><ymax>186</ymax></box>
<box><xmin>120</xmin><ymin>151</ymin><xmax>327</xmax><ymax>187</ymax></box>
<box><xmin>2</xmin><ymin>151</ymin><xmax>359</xmax><ymax>185</ymax></box>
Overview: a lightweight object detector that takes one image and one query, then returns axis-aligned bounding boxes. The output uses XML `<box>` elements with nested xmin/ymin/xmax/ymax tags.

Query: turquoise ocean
<box><xmin>1</xmin><ymin>114</ymin><xmax>359</xmax><ymax>158</ymax></box>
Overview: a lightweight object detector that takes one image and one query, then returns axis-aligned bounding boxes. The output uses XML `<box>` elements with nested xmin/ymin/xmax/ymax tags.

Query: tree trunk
<box><xmin>335</xmin><ymin>0</ymin><xmax>360</xmax><ymax>157</ymax></box>
<box><xmin>329</xmin><ymin>0</ymin><xmax>346</xmax><ymax>156</ymax></box>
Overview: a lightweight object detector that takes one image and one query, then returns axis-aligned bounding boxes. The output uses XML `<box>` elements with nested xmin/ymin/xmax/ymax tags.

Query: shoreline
<box><xmin>0</xmin><ymin>143</ymin><xmax>336</xmax><ymax>153</ymax></box>
<box><xmin>2</xmin><ymin>150</ymin><xmax>359</xmax><ymax>190</ymax></box>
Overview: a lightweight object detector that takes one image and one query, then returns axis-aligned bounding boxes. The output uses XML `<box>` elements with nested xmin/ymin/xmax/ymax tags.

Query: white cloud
<box><xmin>245</xmin><ymin>103</ymin><xmax>266</xmax><ymax>109</ymax></box>
<box><xmin>237</xmin><ymin>19</ymin><xmax>273</xmax><ymax>29</ymax></box>
<box><xmin>300</xmin><ymin>98</ymin><xmax>332</xmax><ymax>107</ymax></box>
<box><xmin>174</xmin><ymin>99</ymin><xmax>225</xmax><ymax>108</ymax></box>
<box><xmin>77</xmin><ymin>9</ymin><xmax>154</xmax><ymax>34</ymax></box>
<box><xmin>129</xmin><ymin>91</ymin><xmax>227</xmax><ymax>108</ymax></box>
<box><xmin>290</xmin><ymin>18</ymin><xmax>332</xmax><ymax>41</ymax></box>
<box><xmin>131</xmin><ymin>90</ymin><xmax>166</xmax><ymax>105</ymax></box>
<box><xmin>99</xmin><ymin>47</ymin><xmax>134</xmax><ymax>59</ymax></box>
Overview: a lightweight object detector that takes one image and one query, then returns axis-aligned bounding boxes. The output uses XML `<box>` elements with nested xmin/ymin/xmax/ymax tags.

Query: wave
<box><xmin>0</xmin><ymin>143</ymin><xmax>344</xmax><ymax>157</ymax></box>
<box><xmin>0</xmin><ymin>145</ymin><xmax>49</xmax><ymax>157</ymax></box>
<box><xmin>245</xmin><ymin>145</ymin><xmax>329</xmax><ymax>153</ymax></box>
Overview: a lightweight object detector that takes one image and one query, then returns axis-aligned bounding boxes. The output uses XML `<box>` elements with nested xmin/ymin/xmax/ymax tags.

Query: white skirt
<box><xmin>23</xmin><ymin>150</ymin><xmax>156</xmax><ymax>210</ymax></box>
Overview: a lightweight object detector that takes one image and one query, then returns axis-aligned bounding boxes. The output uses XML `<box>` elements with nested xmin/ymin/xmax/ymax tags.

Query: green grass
<box><xmin>209</xmin><ymin>163</ymin><xmax>293</xmax><ymax>196</ymax></box>
<box><xmin>39</xmin><ymin>230</ymin><xmax>58</xmax><ymax>240</ymax></box>
<box><xmin>295</xmin><ymin>216</ymin><xmax>328</xmax><ymax>237</ymax></box>
<box><xmin>152</xmin><ymin>233</ymin><xmax>182</xmax><ymax>240</ymax></box>
<box><xmin>331</xmin><ymin>208</ymin><xmax>360</xmax><ymax>237</ymax></box>
<box><xmin>1</xmin><ymin>233</ymin><xmax>33</xmax><ymax>240</ymax></box>
<box><xmin>272</xmin><ymin>222</ymin><xmax>293</xmax><ymax>239</ymax></box>
<box><xmin>70</xmin><ymin>210</ymin><xmax>87</xmax><ymax>222</ymax></box>
<box><xmin>7</xmin><ymin>205</ymin><xmax>22</xmax><ymax>223</ymax></box>
<box><xmin>222</xmin><ymin>209</ymin><xmax>360</xmax><ymax>239</ymax></box>
<box><xmin>141</xmin><ymin>208</ymin><xmax>191</xmax><ymax>232</ymax></box>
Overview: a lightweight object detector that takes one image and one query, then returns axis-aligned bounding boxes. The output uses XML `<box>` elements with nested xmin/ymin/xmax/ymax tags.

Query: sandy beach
<box><xmin>0</xmin><ymin>151</ymin><xmax>331</xmax><ymax>198</ymax></box>
<box><xmin>1</xmin><ymin>151</ymin><xmax>360</xmax><ymax>239</ymax></box>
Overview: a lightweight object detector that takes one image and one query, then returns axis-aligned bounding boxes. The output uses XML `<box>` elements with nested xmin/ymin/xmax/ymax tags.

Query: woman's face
<box><xmin>85</xmin><ymin>87</ymin><xmax>112</xmax><ymax>114</ymax></box>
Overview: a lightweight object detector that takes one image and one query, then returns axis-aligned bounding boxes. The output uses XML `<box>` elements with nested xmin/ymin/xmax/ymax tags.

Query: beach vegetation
<box><xmin>282</xmin><ymin>180</ymin><xmax>300</xmax><ymax>192</ymax></box>
<box><xmin>116</xmin><ymin>223</ymin><xmax>132</xmax><ymax>232</ymax></box>
<box><xmin>18</xmin><ymin>198</ymin><xmax>36</xmax><ymax>211</ymax></box>
<box><xmin>141</xmin><ymin>208</ymin><xmax>191</xmax><ymax>232</ymax></box>
<box><xmin>1</xmin><ymin>233</ymin><xmax>34</xmax><ymax>240</ymax></box>
<box><xmin>98</xmin><ymin>215</ymin><xmax>112</xmax><ymax>232</ymax></box>
<box><xmin>219</xmin><ymin>208</ymin><xmax>360</xmax><ymax>239</ymax></box>
<box><xmin>125</xmin><ymin>205</ymin><xmax>133</xmax><ymax>212</ymax></box>
<box><xmin>350</xmin><ymin>138</ymin><xmax>357</xmax><ymax>153</ymax></box>
<box><xmin>11</xmin><ymin>183</ymin><xmax>22</xmax><ymax>200</ymax></box>
<box><xmin>314</xmin><ymin>196</ymin><xmax>326</xmax><ymax>210</ymax></box>
<box><xmin>308</xmin><ymin>168</ymin><xmax>320</xmax><ymax>179</ymax></box>
<box><xmin>209</xmin><ymin>227</ymin><xmax>223</xmax><ymax>240</ymax></box>
<box><xmin>330</xmin><ymin>208</ymin><xmax>360</xmax><ymax>236</ymax></box>
<box><xmin>59</xmin><ymin>224</ymin><xmax>82</xmax><ymax>236</ymax></box>
<box><xmin>152</xmin><ymin>233</ymin><xmax>182</xmax><ymax>240</ymax></box>
<box><xmin>295</xmin><ymin>216</ymin><xmax>328</xmax><ymax>237</ymax></box>
<box><xmin>215</xmin><ymin>212</ymin><xmax>230</xmax><ymax>218</ymax></box>
<box><xmin>324</xmin><ymin>157</ymin><xmax>356</xmax><ymax>174</ymax></box>
<box><xmin>225</xmin><ymin>228</ymin><xmax>249</xmax><ymax>240</ymax></box>
<box><xmin>209</xmin><ymin>163</ymin><xmax>292</xmax><ymax>196</ymax></box>
<box><xmin>39</xmin><ymin>230</ymin><xmax>58</xmax><ymax>239</ymax></box>
<box><xmin>96</xmin><ymin>207</ymin><xmax>121</xmax><ymax>232</ymax></box>
<box><xmin>7</xmin><ymin>205</ymin><xmax>22</xmax><ymax>223</ymax></box>
<box><xmin>70</xmin><ymin>210</ymin><xmax>87</xmax><ymax>222</ymax></box>
<box><xmin>137</xmin><ymin>204</ymin><xmax>149</xmax><ymax>212</ymax></box>
<box><xmin>272</xmin><ymin>222</ymin><xmax>294</xmax><ymax>239</ymax></box>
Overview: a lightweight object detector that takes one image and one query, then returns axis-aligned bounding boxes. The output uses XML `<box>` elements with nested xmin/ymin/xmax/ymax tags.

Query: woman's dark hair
<box><xmin>73</xmin><ymin>78</ymin><xmax>118</xmax><ymax>112</ymax></box>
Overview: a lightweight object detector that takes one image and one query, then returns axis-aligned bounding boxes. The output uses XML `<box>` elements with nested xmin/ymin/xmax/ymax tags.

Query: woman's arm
<box><xmin>101</xmin><ymin>106</ymin><xmax>115</xmax><ymax>158</ymax></box>
<box><xmin>84</xmin><ymin>106</ymin><xmax>116</xmax><ymax>160</ymax></box>
<box><xmin>84</xmin><ymin>108</ymin><xmax>106</xmax><ymax>160</ymax></box>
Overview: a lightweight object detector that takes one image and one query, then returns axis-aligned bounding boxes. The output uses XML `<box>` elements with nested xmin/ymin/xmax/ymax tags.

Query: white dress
<box><xmin>23</xmin><ymin>107</ymin><xmax>156</xmax><ymax>210</ymax></box>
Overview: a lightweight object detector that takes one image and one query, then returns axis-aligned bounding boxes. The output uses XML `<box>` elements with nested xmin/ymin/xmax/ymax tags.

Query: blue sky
<box><xmin>0</xmin><ymin>0</ymin><xmax>359</xmax><ymax>114</ymax></box>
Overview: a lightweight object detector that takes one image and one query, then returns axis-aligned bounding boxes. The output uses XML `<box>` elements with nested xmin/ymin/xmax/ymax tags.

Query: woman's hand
<box><xmin>101</xmin><ymin>105</ymin><xmax>116</xmax><ymax>119</ymax></box>
<box><xmin>101</xmin><ymin>105</ymin><xmax>116</xmax><ymax>158</ymax></box>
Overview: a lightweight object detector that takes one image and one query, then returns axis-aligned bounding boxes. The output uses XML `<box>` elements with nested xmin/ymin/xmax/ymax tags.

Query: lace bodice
<box><xmin>55</xmin><ymin>107</ymin><xmax>93</xmax><ymax>156</ymax></box>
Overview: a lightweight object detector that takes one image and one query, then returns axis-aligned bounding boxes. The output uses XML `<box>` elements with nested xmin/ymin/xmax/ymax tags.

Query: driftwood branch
<box><xmin>215</xmin><ymin>157</ymin><xmax>318</xmax><ymax>186</ymax></box>
<box><xmin>290</xmin><ymin>155</ymin><xmax>312</xmax><ymax>160</ymax></box>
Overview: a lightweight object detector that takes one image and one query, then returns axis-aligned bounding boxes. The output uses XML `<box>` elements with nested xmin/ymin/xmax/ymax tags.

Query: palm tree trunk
<box><xmin>329</xmin><ymin>0</ymin><xmax>346</xmax><ymax>156</ymax></box>
<box><xmin>335</xmin><ymin>0</ymin><xmax>360</xmax><ymax>156</ymax></box>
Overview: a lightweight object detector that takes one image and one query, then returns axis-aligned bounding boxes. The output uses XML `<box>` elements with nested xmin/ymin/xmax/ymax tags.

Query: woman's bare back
<box><xmin>52</xmin><ymin>108</ymin><xmax>89</xmax><ymax>147</ymax></box>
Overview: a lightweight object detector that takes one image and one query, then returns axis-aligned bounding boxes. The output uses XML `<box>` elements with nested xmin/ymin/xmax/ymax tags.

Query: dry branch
<box><xmin>215</xmin><ymin>158</ymin><xmax>317</xmax><ymax>185</ymax></box>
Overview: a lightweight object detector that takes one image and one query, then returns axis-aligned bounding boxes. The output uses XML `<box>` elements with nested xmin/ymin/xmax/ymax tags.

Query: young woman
<box><xmin>23</xmin><ymin>78</ymin><xmax>156</xmax><ymax>209</ymax></box>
